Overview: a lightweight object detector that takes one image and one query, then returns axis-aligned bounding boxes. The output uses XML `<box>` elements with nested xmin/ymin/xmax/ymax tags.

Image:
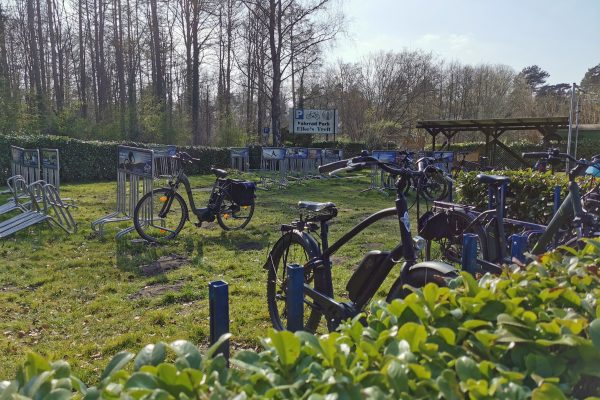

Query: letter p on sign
<box><xmin>295</xmin><ymin>109</ymin><xmax>304</xmax><ymax>119</ymax></box>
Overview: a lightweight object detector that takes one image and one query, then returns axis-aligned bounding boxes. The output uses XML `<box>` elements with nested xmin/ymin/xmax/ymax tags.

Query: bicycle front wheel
<box><xmin>216</xmin><ymin>194</ymin><xmax>255</xmax><ymax>231</ymax></box>
<box><xmin>133</xmin><ymin>188</ymin><xmax>188</xmax><ymax>242</ymax></box>
<box><xmin>266</xmin><ymin>231</ymin><xmax>325</xmax><ymax>333</ymax></box>
<box><xmin>421</xmin><ymin>171</ymin><xmax>449</xmax><ymax>201</ymax></box>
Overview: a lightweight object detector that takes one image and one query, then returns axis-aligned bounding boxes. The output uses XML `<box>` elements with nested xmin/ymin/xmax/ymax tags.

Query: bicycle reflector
<box><xmin>159</xmin><ymin>196</ymin><xmax>168</xmax><ymax>202</ymax></box>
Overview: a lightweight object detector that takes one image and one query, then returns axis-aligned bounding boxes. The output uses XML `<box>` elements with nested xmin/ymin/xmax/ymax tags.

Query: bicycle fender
<box><xmin>408</xmin><ymin>261</ymin><xmax>457</xmax><ymax>275</ymax></box>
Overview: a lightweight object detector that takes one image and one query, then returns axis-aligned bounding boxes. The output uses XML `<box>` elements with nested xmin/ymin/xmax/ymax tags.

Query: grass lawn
<box><xmin>0</xmin><ymin>172</ymin><xmax>423</xmax><ymax>382</ymax></box>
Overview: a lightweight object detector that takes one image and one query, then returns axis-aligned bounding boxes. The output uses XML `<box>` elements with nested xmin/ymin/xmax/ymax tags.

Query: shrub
<box><xmin>0</xmin><ymin>133</ymin><xmax>229</xmax><ymax>183</ymax></box>
<box><xmin>2</xmin><ymin>239</ymin><xmax>599</xmax><ymax>399</ymax></box>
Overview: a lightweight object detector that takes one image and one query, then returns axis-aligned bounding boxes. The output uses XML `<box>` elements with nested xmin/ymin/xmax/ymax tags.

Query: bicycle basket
<box><xmin>227</xmin><ymin>179</ymin><xmax>256</xmax><ymax>206</ymax></box>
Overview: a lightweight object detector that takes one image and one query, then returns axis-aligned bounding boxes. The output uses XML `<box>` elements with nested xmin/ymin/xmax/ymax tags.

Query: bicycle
<box><xmin>264</xmin><ymin>152</ymin><xmax>458</xmax><ymax>333</ymax></box>
<box><xmin>133</xmin><ymin>152</ymin><xmax>256</xmax><ymax>242</ymax></box>
<box><xmin>420</xmin><ymin>149</ymin><xmax>600</xmax><ymax>271</ymax></box>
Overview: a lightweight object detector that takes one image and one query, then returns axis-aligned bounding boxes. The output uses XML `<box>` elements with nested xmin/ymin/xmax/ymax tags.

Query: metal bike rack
<box><xmin>286</xmin><ymin>147</ymin><xmax>309</xmax><ymax>182</ymax></box>
<box><xmin>10</xmin><ymin>146</ymin><xmax>40</xmax><ymax>185</ymax></box>
<box><xmin>305</xmin><ymin>148</ymin><xmax>323</xmax><ymax>178</ymax></box>
<box><xmin>40</xmin><ymin>149</ymin><xmax>61</xmax><ymax>192</ymax></box>
<box><xmin>92</xmin><ymin>145</ymin><xmax>176</xmax><ymax>237</ymax></box>
<box><xmin>259</xmin><ymin>147</ymin><xmax>288</xmax><ymax>189</ymax></box>
<box><xmin>362</xmin><ymin>150</ymin><xmax>397</xmax><ymax>194</ymax></box>
<box><xmin>230</xmin><ymin>147</ymin><xmax>250</xmax><ymax>172</ymax></box>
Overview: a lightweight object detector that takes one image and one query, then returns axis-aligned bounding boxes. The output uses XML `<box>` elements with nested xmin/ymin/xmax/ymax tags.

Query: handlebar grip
<box><xmin>318</xmin><ymin>159</ymin><xmax>349</xmax><ymax>174</ymax></box>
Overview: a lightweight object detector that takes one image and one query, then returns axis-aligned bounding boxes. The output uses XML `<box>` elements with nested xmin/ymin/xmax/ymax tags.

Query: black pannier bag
<box><xmin>228</xmin><ymin>179</ymin><xmax>256</xmax><ymax>206</ymax></box>
<box><xmin>346</xmin><ymin>250</ymin><xmax>390</xmax><ymax>303</ymax></box>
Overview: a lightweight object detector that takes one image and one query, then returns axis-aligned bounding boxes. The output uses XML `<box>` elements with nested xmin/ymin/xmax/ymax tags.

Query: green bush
<box><xmin>2</xmin><ymin>240</ymin><xmax>599</xmax><ymax>399</ymax></box>
<box><xmin>456</xmin><ymin>170</ymin><xmax>570</xmax><ymax>224</ymax></box>
<box><xmin>0</xmin><ymin>133</ymin><xmax>230</xmax><ymax>183</ymax></box>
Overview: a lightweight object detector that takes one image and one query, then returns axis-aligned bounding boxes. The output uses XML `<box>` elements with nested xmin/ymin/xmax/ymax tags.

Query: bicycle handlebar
<box><xmin>521</xmin><ymin>150</ymin><xmax>578</xmax><ymax>163</ymax></box>
<box><xmin>319</xmin><ymin>154</ymin><xmax>415</xmax><ymax>177</ymax></box>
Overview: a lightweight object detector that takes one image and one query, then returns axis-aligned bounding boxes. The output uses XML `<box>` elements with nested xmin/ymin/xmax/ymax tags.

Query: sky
<box><xmin>329</xmin><ymin>0</ymin><xmax>600</xmax><ymax>85</ymax></box>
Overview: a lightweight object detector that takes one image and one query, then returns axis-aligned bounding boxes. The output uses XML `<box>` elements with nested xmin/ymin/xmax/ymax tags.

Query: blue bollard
<box><xmin>553</xmin><ymin>185</ymin><xmax>561</xmax><ymax>214</ymax></box>
<box><xmin>209</xmin><ymin>280</ymin><xmax>229</xmax><ymax>363</ymax></box>
<box><xmin>510</xmin><ymin>234</ymin><xmax>527</xmax><ymax>263</ymax></box>
<box><xmin>461</xmin><ymin>233</ymin><xmax>478</xmax><ymax>275</ymax></box>
<box><xmin>447</xmin><ymin>179</ymin><xmax>453</xmax><ymax>202</ymax></box>
<box><xmin>286</xmin><ymin>264</ymin><xmax>304</xmax><ymax>332</ymax></box>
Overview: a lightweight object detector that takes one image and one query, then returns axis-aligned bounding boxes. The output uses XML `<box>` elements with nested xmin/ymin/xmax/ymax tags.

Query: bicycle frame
<box><xmin>162</xmin><ymin>169</ymin><xmax>224</xmax><ymax>222</ymax></box>
<box><xmin>292</xmin><ymin>176</ymin><xmax>419</xmax><ymax>327</ymax></box>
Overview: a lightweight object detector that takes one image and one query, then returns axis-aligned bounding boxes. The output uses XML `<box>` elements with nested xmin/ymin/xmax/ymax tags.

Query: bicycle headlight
<box><xmin>413</xmin><ymin>235</ymin><xmax>426</xmax><ymax>253</ymax></box>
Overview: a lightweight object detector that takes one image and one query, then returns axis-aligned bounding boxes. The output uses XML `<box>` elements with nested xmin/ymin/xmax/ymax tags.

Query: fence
<box><xmin>230</xmin><ymin>148</ymin><xmax>250</xmax><ymax>172</ymax></box>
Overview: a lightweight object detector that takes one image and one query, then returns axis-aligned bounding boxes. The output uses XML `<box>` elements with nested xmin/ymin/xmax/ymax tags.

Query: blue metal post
<box><xmin>487</xmin><ymin>186</ymin><xmax>494</xmax><ymax>210</ymax></box>
<box><xmin>461</xmin><ymin>233</ymin><xmax>478</xmax><ymax>275</ymax></box>
<box><xmin>499</xmin><ymin>182</ymin><xmax>507</xmax><ymax>220</ymax></box>
<box><xmin>286</xmin><ymin>264</ymin><xmax>304</xmax><ymax>332</ymax></box>
<box><xmin>510</xmin><ymin>234</ymin><xmax>527</xmax><ymax>263</ymax></box>
<box><xmin>209</xmin><ymin>280</ymin><xmax>229</xmax><ymax>363</ymax></box>
<box><xmin>447</xmin><ymin>179</ymin><xmax>453</xmax><ymax>202</ymax></box>
<box><xmin>553</xmin><ymin>185</ymin><xmax>561</xmax><ymax>214</ymax></box>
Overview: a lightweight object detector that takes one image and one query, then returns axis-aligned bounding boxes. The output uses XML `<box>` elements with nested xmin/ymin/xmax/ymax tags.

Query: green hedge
<box><xmin>456</xmin><ymin>170</ymin><xmax>597</xmax><ymax>224</ymax></box>
<box><xmin>0</xmin><ymin>133</ymin><xmax>230</xmax><ymax>183</ymax></box>
<box><xmin>2</xmin><ymin>240</ymin><xmax>599</xmax><ymax>399</ymax></box>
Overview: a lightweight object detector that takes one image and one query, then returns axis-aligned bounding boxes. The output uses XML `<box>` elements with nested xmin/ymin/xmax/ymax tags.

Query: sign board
<box><xmin>286</xmin><ymin>147</ymin><xmax>308</xmax><ymax>159</ymax></box>
<box><xmin>22</xmin><ymin>149</ymin><xmax>40</xmax><ymax>167</ymax></box>
<box><xmin>372</xmin><ymin>150</ymin><xmax>397</xmax><ymax>164</ymax></box>
<box><xmin>11</xmin><ymin>146</ymin><xmax>23</xmax><ymax>163</ymax></box>
<box><xmin>41</xmin><ymin>149</ymin><xmax>59</xmax><ymax>169</ymax></box>
<box><xmin>290</xmin><ymin>108</ymin><xmax>338</xmax><ymax>135</ymax></box>
<box><xmin>308</xmin><ymin>149</ymin><xmax>322</xmax><ymax>159</ymax></box>
<box><xmin>230</xmin><ymin>148</ymin><xmax>249</xmax><ymax>158</ymax></box>
<box><xmin>262</xmin><ymin>147</ymin><xmax>286</xmax><ymax>161</ymax></box>
<box><xmin>152</xmin><ymin>145</ymin><xmax>177</xmax><ymax>158</ymax></box>
<box><xmin>118</xmin><ymin>146</ymin><xmax>153</xmax><ymax>177</ymax></box>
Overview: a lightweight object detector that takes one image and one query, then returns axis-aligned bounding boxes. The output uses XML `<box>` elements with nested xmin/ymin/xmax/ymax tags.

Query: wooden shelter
<box><xmin>416</xmin><ymin>117</ymin><xmax>569</xmax><ymax>166</ymax></box>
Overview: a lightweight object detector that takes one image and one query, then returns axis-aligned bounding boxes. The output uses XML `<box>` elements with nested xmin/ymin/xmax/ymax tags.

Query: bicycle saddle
<box><xmin>476</xmin><ymin>174</ymin><xmax>510</xmax><ymax>186</ymax></box>
<box><xmin>297</xmin><ymin>201</ymin><xmax>336</xmax><ymax>212</ymax></box>
<box><xmin>211</xmin><ymin>167</ymin><xmax>228</xmax><ymax>178</ymax></box>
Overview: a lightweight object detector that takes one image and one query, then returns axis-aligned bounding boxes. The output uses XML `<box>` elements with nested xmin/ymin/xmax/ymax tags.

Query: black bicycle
<box><xmin>133</xmin><ymin>152</ymin><xmax>256</xmax><ymax>242</ymax></box>
<box><xmin>265</xmin><ymin>152</ymin><xmax>458</xmax><ymax>333</ymax></box>
<box><xmin>421</xmin><ymin>149</ymin><xmax>600</xmax><ymax>270</ymax></box>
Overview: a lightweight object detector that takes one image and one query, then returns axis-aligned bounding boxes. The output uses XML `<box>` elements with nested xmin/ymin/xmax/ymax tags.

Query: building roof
<box><xmin>417</xmin><ymin>117</ymin><xmax>569</xmax><ymax>132</ymax></box>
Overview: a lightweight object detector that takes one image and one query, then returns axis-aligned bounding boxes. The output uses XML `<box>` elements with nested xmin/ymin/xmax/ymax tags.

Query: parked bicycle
<box><xmin>133</xmin><ymin>152</ymin><xmax>256</xmax><ymax>242</ymax></box>
<box><xmin>265</xmin><ymin>152</ymin><xmax>458</xmax><ymax>333</ymax></box>
<box><xmin>384</xmin><ymin>151</ymin><xmax>450</xmax><ymax>201</ymax></box>
<box><xmin>420</xmin><ymin>149</ymin><xmax>600</xmax><ymax>271</ymax></box>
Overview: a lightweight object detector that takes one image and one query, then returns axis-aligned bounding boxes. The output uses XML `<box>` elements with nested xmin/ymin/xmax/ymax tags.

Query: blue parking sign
<box><xmin>295</xmin><ymin>109</ymin><xmax>304</xmax><ymax>119</ymax></box>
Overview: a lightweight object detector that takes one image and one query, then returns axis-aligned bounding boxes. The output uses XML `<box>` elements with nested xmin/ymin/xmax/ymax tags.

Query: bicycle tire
<box><xmin>133</xmin><ymin>188</ymin><xmax>188</xmax><ymax>242</ymax></box>
<box><xmin>216</xmin><ymin>192</ymin><xmax>255</xmax><ymax>231</ymax></box>
<box><xmin>266</xmin><ymin>231</ymin><xmax>324</xmax><ymax>333</ymax></box>
<box><xmin>386</xmin><ymin>267</ymin><xmax>459</xmax><ymax>301</ymax></box>
<box><xmin>424</xmin><ymin>210</ymin><xmax>488</xmax><ymax>264</ymax></box>
<box><xmin>421</xmin><ymin>172</ymin><xmax>449</xmax><ymax>201</ymax></box>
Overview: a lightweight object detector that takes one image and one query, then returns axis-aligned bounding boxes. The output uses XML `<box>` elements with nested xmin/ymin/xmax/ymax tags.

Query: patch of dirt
<box><xmin>139</xmin><ymin>254</ymin><xmax>189</xmax><ymax>277</ymax></box>
<box><xmin>235</xmin><ymin>241</ymin><xmax>264</xmax><ymax>251</ymax></box>
<box><xmin>129</xmin><ymin>281</ymin><xmax>184</xmax><ymax>299</ymax></box>
<box><xmin>330</xmin><ymin>255</ymin><xmax>349</xmax><ymax>264</ymax></box>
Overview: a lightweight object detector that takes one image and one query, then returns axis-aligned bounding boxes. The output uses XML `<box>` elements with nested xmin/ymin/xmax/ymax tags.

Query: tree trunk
<box><xmin>46</xmin><ymin>0</ymin><xmax>62</xmax><ymax>111</ymax></box>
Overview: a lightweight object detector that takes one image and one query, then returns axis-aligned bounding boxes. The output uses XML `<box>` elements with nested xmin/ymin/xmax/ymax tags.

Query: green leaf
<box><xmin>268</xmin><ymin>330</ymin><xmax>300</xmax><ymax>366</ymax></box>
<box><xmin>436</xmin><ymin>369</ymin><xmax>462</xmax><ymax>400</ymax></box>
<box><xmin>171</xmin><ymin>340</ymin><xmax>202</xmax><ymax>369</ymax></box>
<box><xmin>455</xmin><ymin>356</ymin><xmax>482</xmax><ymax>381</ymax></box>
<box><xmin>397</xmin><ymin>323</ymin><xmax>427</xmax><ymax>352</ymax></box>
<box><xmin>436</xmin><ymin>328</ymin><xmax>456</xmax><ymax>345</ymax></box>
<box><xmin>100</xmin><ymin>352</ymin><xmax>134</xmax><ymax>381</ymax></box>
<box><xmin>134</xmin><ymin>343</ymin><xmax>167</xmax><ymax>370</ymax></box>
<box><xmin>45</xmin><ymin>389</ymin><xmax>72</xmax><ymax>400</ymax></box>
<box><xmin>590</xmin><ymin>319</ymin><xmax>600</xmax><ymax>350</ymax></box>
<box><xmin>531</xmin><ymin>383</ymin><xmax>567</xmax><ymax>400</ymax></box>
<box><xmin>124</xmin><ymin>372</ymin><xmax>158</xmax><ymax>390</ymax></box>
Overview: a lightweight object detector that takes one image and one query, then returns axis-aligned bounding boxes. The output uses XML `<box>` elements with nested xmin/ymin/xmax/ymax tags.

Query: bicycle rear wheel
<box><xmin>216</xmin><ymin>193</ymin><xmax>255</xmax><ymax>230</ymax></box>
<box><xmin>133</xmin><ymin>188</ymin><xmax>188</xmax><ymax>242</ymax></box>
<box><xmin>421</xmin><ymin>171</ymin><xmax>449</xmax><ymax>201</ymax></box>
<box><xmin>266</xmin><ymin>231</ymin><xmax>325</xmax><ymax>333</ymax></box>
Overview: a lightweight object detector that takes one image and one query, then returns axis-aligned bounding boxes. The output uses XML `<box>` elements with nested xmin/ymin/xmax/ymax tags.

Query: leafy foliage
<box><xmin>0</xmin><ymin>133</ymin><xmax>229</xmax><ymax>183</ymax></box>
<box><xmin>2</xmin><ymin>240</ymin><xmax>599</xmax><ymax>398</ymax></box>
<box><xmin>456</xmin><ymin>169</ymin><xmax>570</xmax><ymax>224</ymax></box>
